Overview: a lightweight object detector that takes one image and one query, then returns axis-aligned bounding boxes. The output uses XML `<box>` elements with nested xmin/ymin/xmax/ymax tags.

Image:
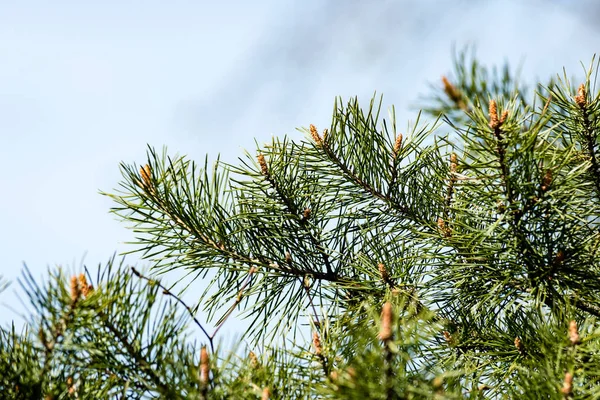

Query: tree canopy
<box><xmin>2</xmin><ymin>50</ymin><xmax>600</xmax><ymax>399</ymax></box>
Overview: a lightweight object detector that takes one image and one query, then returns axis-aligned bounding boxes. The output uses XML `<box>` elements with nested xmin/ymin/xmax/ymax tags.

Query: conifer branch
<box><xmin>257</xmin><ymin>152</ymin><xmax>335</xmax><ymax>277</ymax></box>
<box><xmin>575</xmin><ymin>84</ymin><xmax>600</xmax><ymax>197</ymax></box>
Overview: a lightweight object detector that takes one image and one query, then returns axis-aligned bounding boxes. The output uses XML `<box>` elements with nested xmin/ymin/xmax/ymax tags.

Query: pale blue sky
<box><xmin>1</xmin><ymin>0</ymin><xmax>598</xmax><ymax>339</ymax></box>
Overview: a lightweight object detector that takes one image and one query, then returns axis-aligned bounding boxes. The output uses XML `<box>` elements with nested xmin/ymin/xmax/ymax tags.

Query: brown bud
<box><xmin>541</xmin><ymin>169</ymin><xmax>553</xmax><ymax>192</ymax></box>
<box><xmin>69</xmin><ymin>276</ymin><xmax>80</xmax><ymax>303</ymax></box>
<box><xmin>309</xmin><ymin>124</ymin><xmax>323</xmax><ymax>145</ymax></box>
<box><xmin>443</xmin><ymin>331</ymin><xmax>452</xmax><ymax>343</ymax></box>
<box><xmin>561</xmin><ymin>372</ymin><xmax>573</xmax><ymax>397</ymax></box>
<box><xmin>140</xmin><ymin>164</ymin><xmax>152</xmax><ymax>188</ymax></box>
<box><xmin>312</xmin><ymin>332</ymin><xmax>322</xmax><ymax>356</ymax></box>
<box><xmin>200</xmin><ymin>345</ymin><xmax>210</xmax><ymax>384</ymax></box>
<box><xmin>67</xmin><ymin>376</ymin><xmax>75</xmax><ymax>395</ymax></box>
<box><xmin>257</xmin><ymin>153</ymin><xmax>268</xmax><ymax>176</ymax></box>
<box><xmin>379</xmin><ymin>302</ymin><xmax>393</xmax><ymax>342</ymax></box>
<box><xmin>78</xmin><ymin>274</ymin><xmax>90</xmax><ymax>297</ymax></box>
<box><xmin>285</xmin><ymin>252</ymin><xmax>292</xmax><ymax>264</ymax></box>
<box><xmin>450</xmin><ymin>153</ymin><xmax>458</xmax><ymax>173</ymax></box>
<box><xmin>489</xmin><ymin>100</ymin><xmax>500</xmax><ymax>129</ymax></box>
<box><xmin>500</xmin><ymin>110</ymin><xmax>509</xmax><ymax>125</ymax></box>
<box><xmin>262</xmin><ymin>387</ymin><xmax>271</xmax><ymax>400</ymax></box>
<box><xmin>249</xmin><ymin>351</ymin><xmax>259</xmax><ymax>368</ymax></box>
<box><xmin>437</xmin><ymin>217</ymin><xmax>445</xmax><ymax>231</ymax></box>
<box><xmin>303</xmin><ymin>208</ymin><xmax>311</xmax><ymax>220</ymax></box>
<box><xmin>329</xmin><ymin>370</ymin><xmax>339</xmax><ymax>381</ymax></box>
<box><xmin>442</xmin><ymin>76</ymin><xmax>463</xmax><ymax>105</ymax></box>
<box><xmin>575</xmin><ymin>84</ymin><xmax>587</xmax><ymax>108</ymax></box>
<box><xmin>393</xmin><ymin>133</ymin><xmax>403</xmax><ymax>155</ymax></box>
<box><xmin>322</xmin><ymin>128</ymin><xmax>328</xmax><ymax>143</ymax></box>
<box><xmin>569</xmin><ymin>320</ymin><xmax>580</xmax><ymax>345</ymax></box>
<box><xmin>378</xmin><ymin>263</ymin><xmax>389</xmax><ymax>282</ymax></box>
<box><xmin>514</xmin><ymin>337</ymin><xmax>524</xmax><ymax>354</ymax></box>
<box><xmin>437</xmin><ymin>218</ymin><xmax>451</xmax><ymax>237</ymax></box>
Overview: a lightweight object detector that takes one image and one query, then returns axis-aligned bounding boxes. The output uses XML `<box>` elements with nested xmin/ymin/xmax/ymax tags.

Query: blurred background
<box><xmin>1</xmin><ymin>0</ymin><xmax>598</xmax><ymax>341</ymax></box>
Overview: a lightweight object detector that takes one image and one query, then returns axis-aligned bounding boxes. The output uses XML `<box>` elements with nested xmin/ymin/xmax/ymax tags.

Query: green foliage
<box><xmin>3</xmin><ymin>49</ymin><xmax>600</xmax><ymax>398</ymax></box>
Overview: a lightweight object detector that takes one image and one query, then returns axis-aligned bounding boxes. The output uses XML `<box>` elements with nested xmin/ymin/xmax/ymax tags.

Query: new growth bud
<box><xmin>312</xmin><ymin>331</ymin><xmax>322</xmax><ymax>356</ymax></box>
<box><xmin>569</xmin><ymin>320</ymin><xmax>580</xmax><ymax>345</ymax></box>
<box><xmin>514</xmin><ymin>337</ymin><xmax>524</xmax><ymax>354</ymax></box>
<box><xmin>200</xmin><ymin>345</ymin><xmax>210</xmax><ymax>385</ymax></box>
<box><xmin>249</xmin><ymin>351</ymin><xmax>259</xmax><ymax>368</ymax></box>
<box><xmin>303</xmin><ymin>208</ymin><xmax>311</xmax><ymax>220</ymax></box>
<box><xmin>541</xmin><ymin>169</ymin><xmax>553</xmax><ymax>192</ymax></box>
<box><xmin>561</xmin><ymin>372</ymin><xmax>573</xmax><ymax>397</ymax></box>
<box><xmin>393</xmin><ymin>133</ymin><xmax>403</xmax><ymax>156</ymax></box>
<box><xmin>257</xmin><ymin>154</ymin><xmax>268</xmax><ymax>176</ymax></box>
<box><xmin>489</xmin><ymin>100</ymin><xmax>500</xmax><ymax>129</ymax></box>
<box><xmin>575</xmin><ymin>83</ymin><xmax>587</xmax><ymax>108</ymax></box>
<box><xmin>379</xmin><ymin>302</ymin><xmax>393</xmax><ymax>342</ymax></box>
<box><xmin>442</xmin><ymin>76</ymin><xmax>467</xmax><ymax>110</ymax></box>
<box><xmin>70</xmin><ymin>276</ymin><xmax>80</xmax><ymax>303</ymax></box>
<box><xmin>309</xmin><ymin>124</ymin><xmax>323</xmax><ymax>146</ymax></box>
<box><xmin>450</xmin><ymin>153</ymin><xmax>458</xmax><ymax>173</ymax></box>
<box><xmin>262</xmin><ymin>387</ymin><xmax>271</xmax><ymax>400</ymax></box>
<box><xmin>378</xmin><ymin>263</ymin><xmax>389</xmax><ymax>282</ymax></box>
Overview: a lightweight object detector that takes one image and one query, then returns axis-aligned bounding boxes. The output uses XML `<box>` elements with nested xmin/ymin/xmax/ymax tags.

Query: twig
<box><xmin>131</xmin><ymin>266</ymin><xmax>256</xmax><ymax>354</ymax></box>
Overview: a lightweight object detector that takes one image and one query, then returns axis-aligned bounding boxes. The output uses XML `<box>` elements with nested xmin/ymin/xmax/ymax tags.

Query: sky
<box><xmin>1</xmin><ymin>0</ymin><xmax>599</xmax><ymax>342</ymax></box>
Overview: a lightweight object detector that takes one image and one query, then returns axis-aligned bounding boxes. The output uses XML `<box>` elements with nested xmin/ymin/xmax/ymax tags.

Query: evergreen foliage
<box><xmin>2</xmin><ymin>50</ymin><xmax>600</xmax><ymax>399</ymax></box>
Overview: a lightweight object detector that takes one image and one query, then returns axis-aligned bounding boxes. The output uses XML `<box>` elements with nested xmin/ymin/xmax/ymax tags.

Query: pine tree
<box><xmin>3</xmin><ymin>49</ymin><xmax>600</xmax><ymax>399</ymax></box>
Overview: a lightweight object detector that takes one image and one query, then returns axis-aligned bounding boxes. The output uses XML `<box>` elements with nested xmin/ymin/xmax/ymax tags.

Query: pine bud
<box><xmin>442</xmin><ymin>76</ymin><xmax>463</xmax><ymax>106</ymax></box>
<box><xmin>450</xmin><ymin>153</ymin><xmax>458</xmax><ymax>173</ymax></box>
<box><xmin>312</xmin><ymin>331</ymin><xmax>322</xmax><ymax>356</ymax></box>
<box><xmin>139</xmin><ymin>164</ymin><xmax>152</xmax><ymax>188</ymax></box>
<box><xmin>67</xmin><ymin>376</ymin><xmax>75</xmax><ymax>395</ymax></box>
<box><xmin>329</xmin><ymin>370</ymin><xmax>339</xmax><ymax>381</ymax></box>
<box><xmin>69</xmin><ymin>276</ymin><xmax>80</xmax><ymax>303</ymax></box>
<box><xmin>378</xmin><ymin>263</ymin><xmax>389</xmax><ymax>282</ymax></box>
<box><xmin>262</xmin><ymin>387</ymin><xmax>271</xmax><ymax>400</ymax></box>
<box><xmin>199</xmin><ymin>345</ymin><xmax>210</xmax><ymax>385</ymax></box>
<box><xmin>489</xmin><ymin>100</ymin><xmax>500</xmax><ymax>129</ymax></box>
<box><xmin>303</xmin><ymin>208</ymin><xmax>311</xmax><ymax>220</ymax></box>
<box><xmin>249</xmin><ymin>351</ymin><xmax>259</xmax><ymax>368</ymax></box>
<box><xmin>78</xmin><ymin>273</ymin><xmax>90</xmax><ymax>298</ymax></box>
<box><xmin>379</xmin><ymin>302</ymin><xmax>393</xmax><ymax>342</ymax></box>
<box><xmin>561</xmin><ymin>372</ymin><xmax>573</xmax><ymax>397</ymax></box>
<box><xmin>568</xmin><ymin>320</ymin><xmax>580</xmax><ymax>345</ymax></box>
<box><xmin>500</xmin><ymin>110</ymin><xmax>509</xmax><ymax>125</ymax></box>
<box><xmin>575</xmin><ymin>83</ymin><xmax>587</xmax><ymax>108</ymax></box>
<box><xmin>393</xmin><ymin>133</ymin><xmax>403</xmax><ymax>156</ymax></box>
<box><xmin>285</xmin><ymin>251</ymin><xmax>292</xmax><ymax>264</ymax></box>
<box><xmin>514</xmin><ymin>337</ymin><xmax>524</xmax><ymax>354</ymax></box>
<box><xmin>309</xmin><ymin>124</ymin><xmax>323</xmax><ymax>146</ymax></box>
<box><xmin>437</xmin><ymin>218</ymin><xmax>451</xmax><ymax>237</ymax></box>
<box><xmin>257</xmin><ymin>154</ymin><xmax>268</xmax><ymax>176</ymax></box>
<box><xmin>443</xmin><ymin>330</ymin><xmax>452</xmax><ymax>344</ymax></box>
<box><xmin>541</xmin><ymin>169</ymin><xmax>553</xmax><ymax>192</ymax></box>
